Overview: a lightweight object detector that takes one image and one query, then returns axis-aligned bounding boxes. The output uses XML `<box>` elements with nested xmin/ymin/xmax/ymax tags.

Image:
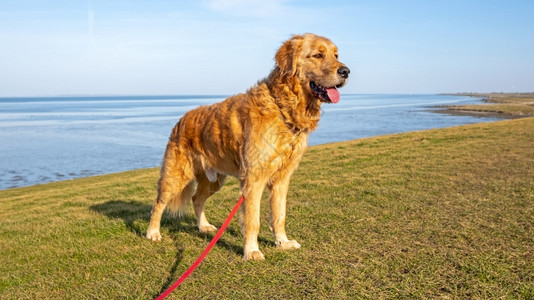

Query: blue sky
<box><xmin>1</xmin><ymin>0</ymin><xmax>533</xmax><ymax>96</ymax></box>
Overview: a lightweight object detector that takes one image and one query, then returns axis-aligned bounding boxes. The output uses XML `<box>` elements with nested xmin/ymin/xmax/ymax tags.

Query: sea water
<box><xmin>0</xmin><ymin>94</ymin><xmax>501</xmax><ymax>189</ymax></box>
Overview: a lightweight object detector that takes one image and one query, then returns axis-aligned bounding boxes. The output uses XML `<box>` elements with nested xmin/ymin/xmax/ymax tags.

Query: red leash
<box><xmin>156</xmin><ymin>195</ymin><xmax>244</xmax><ymax>299</ymax></box>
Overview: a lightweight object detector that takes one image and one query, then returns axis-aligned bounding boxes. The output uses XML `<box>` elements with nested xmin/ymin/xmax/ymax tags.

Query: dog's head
<box><xmin>275</xmin><ymin>33</ymin><xmax>350</xmax><ymax>103</ymax></box>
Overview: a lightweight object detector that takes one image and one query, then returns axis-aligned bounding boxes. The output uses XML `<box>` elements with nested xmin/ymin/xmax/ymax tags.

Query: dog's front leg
<box><xmin>241</xmin><ymin>177</ymin><xmax>267</xmax><ymax>260</ymax></box>
<box><xmin>268</xmin><ymin>173</ymin><xmax>301</xmax><ymax>251</ymax></box>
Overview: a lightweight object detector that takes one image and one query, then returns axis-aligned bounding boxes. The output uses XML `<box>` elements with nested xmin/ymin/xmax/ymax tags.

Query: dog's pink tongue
<box><xmin>326</xmin><ymin>87</ymin><xmax>340</xmax><ymax>103</ymax></box>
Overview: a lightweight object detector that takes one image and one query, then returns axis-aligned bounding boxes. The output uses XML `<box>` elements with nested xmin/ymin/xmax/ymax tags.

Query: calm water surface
<box><xmin>0</xmin><ymin>94</ymin><xmax>501</xmax><ymax>189</ymax></box>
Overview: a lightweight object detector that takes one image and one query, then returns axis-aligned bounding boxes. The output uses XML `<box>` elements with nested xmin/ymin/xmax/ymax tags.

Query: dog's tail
<box><xmin>166</xmin><ymin>180</ymin><xmax>196</xmax><ymax>216</ymax></box>
<box><xmin>157</xmin><ymin>119</ymin><xmax>196</xmax><ymax>216</ymax></box>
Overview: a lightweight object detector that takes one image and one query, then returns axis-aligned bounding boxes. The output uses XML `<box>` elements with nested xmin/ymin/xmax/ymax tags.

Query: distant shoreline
<box><xmin>435</xmin><ymin>93</ymin><xmax>534</xmax><ymax>118</ymax></box>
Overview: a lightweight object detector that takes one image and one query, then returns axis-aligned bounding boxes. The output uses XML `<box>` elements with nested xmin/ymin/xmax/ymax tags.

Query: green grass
<box><xmin>1</xmin><ymin>118</ymin><xmax>533</xmax><ymax>299</ymax></box>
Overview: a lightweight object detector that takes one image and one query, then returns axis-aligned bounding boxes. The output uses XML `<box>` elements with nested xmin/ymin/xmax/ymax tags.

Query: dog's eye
<box><xmin>313</xmin><ymin>53</ymin><xmax>323</xmax><ymax>59</ymax></box>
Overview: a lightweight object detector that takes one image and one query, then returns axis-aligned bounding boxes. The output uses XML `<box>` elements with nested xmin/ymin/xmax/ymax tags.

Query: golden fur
<box><xmin>146</xmin><ymin>33</ymin><xmax>349</xmax><ymax>260</ymax></box>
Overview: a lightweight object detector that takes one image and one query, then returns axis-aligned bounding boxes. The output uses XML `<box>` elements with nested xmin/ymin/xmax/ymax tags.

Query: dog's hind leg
<box><xmin>146</xmin><ymin>144</ymin><xmax>194</xmax><ymax>241</ymax></box>
<box><xmin>192</xmin><ymin>172</ymin><xmax>227</xmax><ymax>233</ymax></box>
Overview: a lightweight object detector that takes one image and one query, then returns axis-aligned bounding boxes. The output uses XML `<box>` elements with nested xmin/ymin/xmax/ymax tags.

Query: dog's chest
<box><xmin>268</xmin><ymin>129</ymin><xmax>307</xmax><ymax>168</ymax></box>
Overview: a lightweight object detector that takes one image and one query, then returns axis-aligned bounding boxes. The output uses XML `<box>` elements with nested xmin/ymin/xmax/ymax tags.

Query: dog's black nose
<box><xmin>338</xmin><ymin>66</ymin><xmax>350</xmax><ymax>79</ymax></box>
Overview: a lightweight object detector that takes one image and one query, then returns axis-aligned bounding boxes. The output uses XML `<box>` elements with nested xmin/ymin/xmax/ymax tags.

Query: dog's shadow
<box><xmin>89</xmin><ymin>199</ymin><xmax>272</xmax><ymax>256</ymax></box>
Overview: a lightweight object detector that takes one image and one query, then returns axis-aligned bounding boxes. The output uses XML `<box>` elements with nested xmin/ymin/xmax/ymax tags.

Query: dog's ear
<box><xmin>275</xmin><ymin>35</ymin><xmax>303</xmax><ymax>79</ymax></box>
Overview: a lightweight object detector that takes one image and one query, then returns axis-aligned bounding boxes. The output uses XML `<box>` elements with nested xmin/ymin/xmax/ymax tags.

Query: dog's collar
<box><xmin>275</xmin><ymin>107</ymin><xmax>303</xmax><ymax>136</ymax></box>
<box><xmin>284</xmin><ymin>121</ymin><xmax>302</xmax><ymax>136</ymax></box>
<box><xmin>273</xmin><ymin>99</ymin><xmax>303</xmax><ymax>136</ymax></box>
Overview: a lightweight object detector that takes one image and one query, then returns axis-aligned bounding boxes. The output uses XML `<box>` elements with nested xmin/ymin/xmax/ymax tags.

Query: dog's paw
<box><xmin>243</xmin><ymin>250</ymin><xmax>265</xmax><ymax>261</ymax></box>
<box><xmin>276</xmin><ymin>239</ymin><xmax>301</xmax><ymax>250</ymax></box>
<box><xmin>146</xmin><ymin>229</ymin><xmax>162</xmax><ymax>241</ymax></box>
<box><xmin>199</xmin><ymin>224</ymin><xmax>218</xmax><ymax>233</ymax></box>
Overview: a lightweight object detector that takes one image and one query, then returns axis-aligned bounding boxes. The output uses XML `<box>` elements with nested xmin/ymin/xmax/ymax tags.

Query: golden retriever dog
<box><xmin>146</xmin><ymin>33</ymin><xmax>350</xmax><ymax>260</ymax></box>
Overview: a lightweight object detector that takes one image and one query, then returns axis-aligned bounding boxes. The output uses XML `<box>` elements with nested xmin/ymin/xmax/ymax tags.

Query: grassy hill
<box><xmin>1</xmin><ymin>118</ymin><xmax>533</xmax><ymax>299</ymax></box>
